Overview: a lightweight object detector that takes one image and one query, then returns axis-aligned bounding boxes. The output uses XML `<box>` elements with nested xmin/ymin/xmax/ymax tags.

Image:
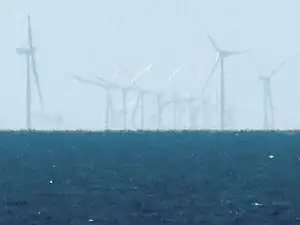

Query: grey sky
<box><xmin>1</xmin><ymin>0</ymin><xmax>300</xmax><ymax>130</ymax></box>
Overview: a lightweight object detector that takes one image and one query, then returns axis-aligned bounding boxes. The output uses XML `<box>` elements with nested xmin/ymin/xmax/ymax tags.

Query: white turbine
<box><xmin>202</xmin><ymin>34</ymin><xmax>245</xmax><ymax>130</ymax></box>
<box><xmin>129</xmin><ymin>64</ymin><xmax>153</xmax><ymax>130</ymax></box>
<box><xmin>248</xmin><ymin>53</ymin><xmax>286</xmax><ymax>130</ymax></box>
<box><xmin>16</xmin><ymin>14</ymin><xmax>44</xmax><ymax>130</ymax></box>
<box><xmin>97</xmin><ymin>76</ymin><xmax>132</xmax><ymax>130</ymax></box>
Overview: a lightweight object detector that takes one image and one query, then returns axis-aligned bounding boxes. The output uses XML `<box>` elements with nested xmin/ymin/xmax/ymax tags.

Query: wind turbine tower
<box><xmin>260</xmin><ymin>76</ymin><xmax>274</xmax><ymax>129</ymax></box>
<box><xmin>204</xmin><ymin>34</ymin><xmax>245</xmax><ymax>130</ymax></box>
<box><xmin>259</xmin><ymin>61</ymin><xmax>285</xmax><ymax>130</ymax></box>
<box><xmin>17</xmin><ymin>15</ymin><xmax>44</xmax><ymax>130</ymax></box>
<box><xmin>153</xmin><ymin>91</ymin><xmax>172</xmax><ymax>130</ymax></box>
<box><xmin>131</xmin><ymin>84</ymin><xmax>153</xmax><ymax>130</ymax></box>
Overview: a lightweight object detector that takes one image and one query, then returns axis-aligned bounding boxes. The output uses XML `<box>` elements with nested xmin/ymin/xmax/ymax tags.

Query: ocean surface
<box><xmin>0</xmin><ymin>130</ymin><xmax>299</xmax><ymax>224</ymax></box>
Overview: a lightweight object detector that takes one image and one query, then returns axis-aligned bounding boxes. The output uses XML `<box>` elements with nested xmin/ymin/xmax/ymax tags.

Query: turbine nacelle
<box><xmin>207</xmin><ymin>33</ymin><xmax>246</xmax><ymax>58</ymax></box>
<box><xmin>258</xmin><ymin>75</ymin><xmax>272</xmax><ymax>81</ymax></box>
<box><xmin>16</xmin><ymin>46</ymin><xmax>36</xmax><ymax>55</ymax></box>
<box><xmin>219</xmin><ymin>50</ymin><xmax>247</xmax><ymax>58</ymax></box>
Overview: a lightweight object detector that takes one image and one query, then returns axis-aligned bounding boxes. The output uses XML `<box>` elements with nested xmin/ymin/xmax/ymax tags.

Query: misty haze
<box><xmin>1</xmin><ymin>1</ymin><xmax>300</xmax><ymax>130</ymax></box>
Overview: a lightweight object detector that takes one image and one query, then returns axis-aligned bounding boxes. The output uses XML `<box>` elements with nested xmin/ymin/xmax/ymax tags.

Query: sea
<box><xmin>0</xmin><ymin>130</ymin><xmax>299</xmax><ymax>224</ymax></box>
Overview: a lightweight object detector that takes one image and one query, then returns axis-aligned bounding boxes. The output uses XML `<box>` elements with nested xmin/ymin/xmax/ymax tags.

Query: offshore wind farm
<box><xmin>1</xmin><ymin>2</ymin><xmax>299</xmax><ymax>130</ymax></box>
<box><xmin>12</xmin><ymin>14</ymin><xmax>300</xmax><ymax>131</ymax></box>
<box><xmin>2</xmin><ymin>1</ymin><xmax>300</xmax><ymax>224</ymax></box>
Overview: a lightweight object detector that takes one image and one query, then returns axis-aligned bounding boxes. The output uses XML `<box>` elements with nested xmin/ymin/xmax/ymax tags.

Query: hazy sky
<box><xmin>1</xmin><ymin>0</ymin><xmax>300</xmax><ymax>130</ymax></box>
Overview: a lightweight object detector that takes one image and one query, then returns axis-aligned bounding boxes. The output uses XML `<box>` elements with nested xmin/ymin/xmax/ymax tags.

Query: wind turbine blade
<box><xmin>168</xmin><ymin>66</ymin><xmax>182</xmax><ymax>82</ymax></box>
<box><xmin>131</xmin><ymin>63</ymin><xmax>152</xmax><ymax>84</ymax></box>
<box><xmin>130</xmin><ymin>76</ymin><xmax>138</xmax><ymax>85</ymax></box>
<box><xmin>145</xmin><ymin>63</ymin><xmax>152</xmax><ymax>72</ymax></box>
<box><xmin>270</xmin><ymin>60</ymin><xmax>285</xmax><ymax>78</ymax></box>
<box><xmin>96</xmin><ymin>76</ymin><xmax>121</xmax><ymax>89</ymax></box>
<box><xmin>247</xmin><ymin>52</ymin><xmax>265</xmax><ymax>75</ymax></box>
<box><xmin>73</xmin><ymin>76</ymin><xmax>105</xmax><ymax>88</ymax></box>
<box><xmin>96</xmin><ymin>76</ymin><xmax>105</xmax><ymax>81</ymax></box>
<box><xmin>206</xmin><ymin>34</ymin><xmax>220</xmax><ymax>52</ymax></box>
<box><xmin>230</xmin><ymin>50</ymin><xmax>247</xmax><ymax>55</ymax></box>
<box><xmin>16</xmin><ymin>48</ymin><xmax>27</xmax><ymax>55</ymax></box>
<box><xmin>31</xmin><ymin>56</ymin><xmax>44</xmax><ymax>109</ymax></box>
<box><xmin>201</xmin><ymin>57</ymin><xmax>220</xmax><ymax>94</ymax></box>
<box><xmin>73</xmin><ymin>76</ymin><xmax>92</xmax><ymax>83</ymax></box>
<box><xmin>162</xmin><ymin>99</ymin><xmax>172</xmax><ymax>109</ymax></box>
<box><xmin>96</xmin><ymin>76</ymin><xmax>111</xmax><ymax>84</ymax></box>
<box><xmin>26</xmin><ymin>14</ymin><xmax>43</xmax><ymax>109</ymax></box>
<box><xmin>27</xmin><ymin>14</ymin><xmax>33</xmax><ymax>48</ymax></box>
<box><xmin>28</xmin><ymin>19</ymin><xmax>44</xmax><ymax>111</ymax></box>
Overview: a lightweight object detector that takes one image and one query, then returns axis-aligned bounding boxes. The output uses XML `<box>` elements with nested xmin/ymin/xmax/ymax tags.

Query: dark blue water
<box><xmin>0</xmin><ymin>131</ymin><xmax>299</xmax><ymax>224</ymax></box>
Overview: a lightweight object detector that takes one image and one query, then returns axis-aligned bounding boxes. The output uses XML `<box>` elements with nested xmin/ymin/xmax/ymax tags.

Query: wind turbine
<box><xmin>182</xmin><ymin>70</ymin><xmax>208</xmax><ymax>130</ymax></box>
<box><xmin>259</xmin><ymin>61</ymin><xmax>285</xmax><ymax>130</ymax></box>
<box><xmin>152</xmin><ymin>91</ymin><xmax>172</xmax><ymax>130</ymax></box>
<box><xmin>73</xmin><ymin>76</ymin><xmax>116</xmax><ymax>130</ymax></box>
<box><xmin>145</xmin><ymin>83</ymin><xmax>173</xmax><ymax>130</ymax></box>
<box><xmin>194</xmin><ymin>70</ymin><xmax>217</xmax><ymax>129</ymax></box>
<box><xmin>96</xmin><ymin>76</ymin><xmax>132</xmax><ymax>130</ymax></box>
<box><xmin>248</xmin><ymin>53</ymin><xmax>286</xmax><ymax>130</ymax></box>
<box><xmin>130</xmin><ymin>64</ymin><xmax>153</xmax><ymax>130</ymax></box>
<box><xmin>202</xmin><ymin>34</ymin><xmax>245</xmax><ymax>130</ymax></box>
<box><xmin>260</xmin><ymin>76</ymin><xmax>275</xmax><ymax>130</ymax></box>
<box><xmin>16</xmin><ymin>15</ymin><xmax>44</xmax><ymax>129</ymax></box>
<box><xmin>131</xmin><ymin>84</ymin><xmax>153</xmax><ymax>130</ymax></box>
<box><xmin>139</xmin><ymin>66</ymin><xmax>182</xmax><ymax>130</ymax></box>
